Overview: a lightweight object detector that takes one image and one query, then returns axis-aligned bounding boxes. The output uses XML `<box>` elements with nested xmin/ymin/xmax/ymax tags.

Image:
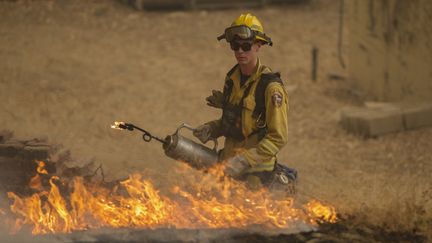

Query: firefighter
<box><xmin>193</xmin><ymin>13</ymin><xmax>295</xmax><ymax>190</ymax></box>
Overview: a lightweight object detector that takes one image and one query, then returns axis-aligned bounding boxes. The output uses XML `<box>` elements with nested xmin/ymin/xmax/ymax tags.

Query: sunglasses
<box><xmin>230</xmin><ymin>41</ymin><xmax>253</xmax><ymax>52</ymax></box>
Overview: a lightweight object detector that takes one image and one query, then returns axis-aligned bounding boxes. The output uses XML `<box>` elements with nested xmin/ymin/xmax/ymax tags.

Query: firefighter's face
<box><xmin>231</xmin><ymin>40</ymin><xmax>260</xmax><ymax>65</ymax></box>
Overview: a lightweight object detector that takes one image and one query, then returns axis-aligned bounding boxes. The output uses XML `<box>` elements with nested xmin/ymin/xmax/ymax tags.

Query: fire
<box><xmin>111</xmin><ymin>121</ymin><xmax>126</xmax><ymax>130</ymax></box>
<box><xmin>5</xmin><ymin>161</ymin><xmax>337</xmax><ymax>235</ymax></box>
<box><xmin>29</xmin><ymin>160</ymin><xmax>48</xmax><ymax>191</ymax></box>
<box><xmin>36</xmin><ymin>160</ymin><xmax>48</xmax><ymax>174</ymax></box>
<box><xmin>305</xmin><ymin>199</ymin><xmax>338</xmax><ymax>224</ymax></box>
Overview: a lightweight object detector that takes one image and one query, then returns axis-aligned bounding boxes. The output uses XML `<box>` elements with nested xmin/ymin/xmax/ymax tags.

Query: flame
<box><xmin>111</xmin><ymin>121</ymin><xmax>126</xmax><ymax>130</ymax></box>
<box><xmin>305</xmin><ymin>199</ymin><xmax>338</xmax><ymax>224</ymax></box>
<box><xmin>36</xmin><ymin>161</ymin><xmax>48</xmax><ymax>174</ymax></box>
<box><xmin>29</xmin><ymin>161</ymin><xmax>48</xmax><ymax>191</ymax></box>
<box><xmin>6</xmin><ymin>162</ymin><xmax>337</xmax><ymax>235</ymax></box>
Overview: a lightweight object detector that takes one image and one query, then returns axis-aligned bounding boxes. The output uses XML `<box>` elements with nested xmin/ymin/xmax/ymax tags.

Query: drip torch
<box><xmin>111</xmin><ymin>122</ymin><xmax>219</xmax><ymax>169</ymax></box>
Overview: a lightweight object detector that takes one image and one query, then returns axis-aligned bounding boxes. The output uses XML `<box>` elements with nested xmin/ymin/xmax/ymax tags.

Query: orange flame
<box><xmin>36</xmin><ymin>161</ymin><xmax>48</xmax><ymax>174</ymax></box>
<box><xmin>305</xmin><ymin>199</ymin><xmax>338</xmax><ymax>224</ymax></box>
<box><xmin>6</xmin><ymin>162</ymin><xmax>337</xmax><ymax>235</ymax></box>
<box><xmin>29</xmin><ymin>161</ymin><xmax>48</xmax><ymax>191</ymax></box>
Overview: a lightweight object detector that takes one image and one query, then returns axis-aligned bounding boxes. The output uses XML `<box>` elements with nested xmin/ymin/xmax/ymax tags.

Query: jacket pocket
<box><xmin>242</xmin><ymin>96</ymin><xmax>256</xmax><ymax>136</ymax></box>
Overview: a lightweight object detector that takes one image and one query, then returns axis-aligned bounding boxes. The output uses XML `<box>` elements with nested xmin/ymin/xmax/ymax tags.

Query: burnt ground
<box><xmin>0</xmin><ymin>0</ymin><xmax>431</xmax><ymax>242</ymax></box>
<box><xmin>0</xmin><ymin>218</ymin><xmax>426</xmax><ymax>243</ymax></box>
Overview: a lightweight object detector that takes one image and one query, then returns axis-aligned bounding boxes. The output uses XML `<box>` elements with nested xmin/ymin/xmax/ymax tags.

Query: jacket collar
<box><xmin>229</xmin><ymin>58</ymin><xmax>263</xmax><ymax>89</ymax></box>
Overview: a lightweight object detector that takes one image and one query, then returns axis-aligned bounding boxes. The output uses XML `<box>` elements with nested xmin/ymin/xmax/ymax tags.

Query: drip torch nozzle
<box><xmin>111</xmin><ymin>121</ymin><xmax>135</xmax><ymax>131</ymax></box>
<box><xmin>110</xmin><ymin>121</ymin><xmax>166</xmax><ymax>144</ymax></box>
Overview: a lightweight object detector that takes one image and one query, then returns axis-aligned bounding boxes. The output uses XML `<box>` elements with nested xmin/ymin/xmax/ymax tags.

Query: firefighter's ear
<box><xmin>254</xmin><ymin>41</ymin><xmax>262</xmax><ymax>52</ymax></box>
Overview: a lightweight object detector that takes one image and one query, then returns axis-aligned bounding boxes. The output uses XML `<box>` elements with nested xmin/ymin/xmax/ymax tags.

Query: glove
<box><xmin>193</xmin><ymin>124</ymin><xmax>212</xmax><ymax>143</ymax></box>
<box><xmin>206</xmin><ymin>90</ymin><xmax>224</xmax><ymax>109</ymax></box>
<box><xmin>224</xmin><ymin>155</ymin><xmax>250</xmax><ymax>178</ymax></box>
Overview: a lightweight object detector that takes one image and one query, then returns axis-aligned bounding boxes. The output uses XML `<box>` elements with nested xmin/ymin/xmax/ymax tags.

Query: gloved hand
<box><xmin>224</xmin><ymin>154</ymin><xmax>250</xmax><ymax>178</ymax></box>
<box><xmin>193</xmin><ymin>124</ymin><xmax>212</xmax><ymax>143</ymax></box>
<box><xmin>206</xmin><ymin>90</ymin><xmax>224</xmax><ymax>109</ymax></box>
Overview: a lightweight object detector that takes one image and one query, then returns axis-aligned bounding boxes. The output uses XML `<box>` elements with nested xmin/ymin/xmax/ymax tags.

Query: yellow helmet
<box><xmin>217</xmin><ymin>13</ymin><xmax>273</xmax><ymax>46</ymax></box>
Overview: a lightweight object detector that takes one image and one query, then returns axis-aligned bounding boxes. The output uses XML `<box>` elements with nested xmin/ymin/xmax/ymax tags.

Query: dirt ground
<box><xmin>0</xmin><ymin>0</ymin><xmax>431</xmax><ymax>240</ymax></box>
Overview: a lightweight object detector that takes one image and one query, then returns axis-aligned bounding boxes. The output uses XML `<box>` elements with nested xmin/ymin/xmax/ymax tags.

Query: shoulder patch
<box><xmin>253</xmin><ymin>71</ymin><xmax>284</xmax><ymax>117</ymax></box>
<box><xmin>271</xmin><ymin>91</ymin><xmax>283</xmax><ymax>107</ymax></box>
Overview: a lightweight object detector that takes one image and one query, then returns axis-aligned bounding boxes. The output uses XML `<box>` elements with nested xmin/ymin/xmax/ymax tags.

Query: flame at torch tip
<box><xmin>111</xmin><ymin>121</ymin><xmax>126</xmax><ymax>130</ymax></box>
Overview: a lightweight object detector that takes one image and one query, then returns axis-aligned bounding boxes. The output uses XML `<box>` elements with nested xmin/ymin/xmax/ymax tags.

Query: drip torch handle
<box><xmin>176</xmin><ymin>123</ymin><xmax>218</xmax><ymax>152</ymax></box>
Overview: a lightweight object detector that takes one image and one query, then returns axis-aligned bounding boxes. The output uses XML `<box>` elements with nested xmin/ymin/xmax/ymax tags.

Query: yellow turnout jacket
<box><xmin>207</xmin><ymin>59</ymin><xmax>289</xmax><ymax>173</ymax></box>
